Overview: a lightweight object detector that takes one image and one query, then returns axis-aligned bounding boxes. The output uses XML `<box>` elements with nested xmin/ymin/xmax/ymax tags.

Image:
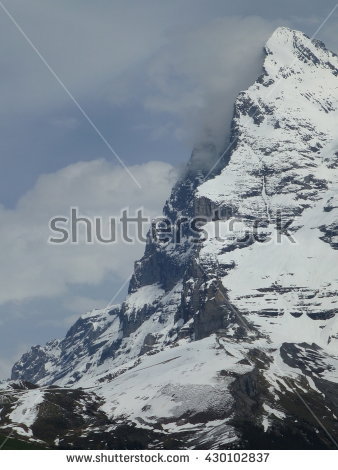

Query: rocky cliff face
<box><xmin>3</xmin><ymin>27</ymin><xmax>338</xmax><ymax>449</ymax></box>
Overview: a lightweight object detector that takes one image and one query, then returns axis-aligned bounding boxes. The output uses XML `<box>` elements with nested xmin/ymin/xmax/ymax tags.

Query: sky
<box><xmin>0</xmin><ymin>0</ymin><xmax>338</xmax><ymax>379</ymax></box>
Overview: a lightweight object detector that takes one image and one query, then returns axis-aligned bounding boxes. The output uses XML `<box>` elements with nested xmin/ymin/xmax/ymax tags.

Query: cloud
<box><xmin>1</xmin><ymin>2</ymin><xmax>336</xmax><ymax>155</ymax></box>
<box><xmin>144</xmin><ymin>16</ymin><xmax>284</xmax><ymax>151</ymax></box>
<box><xmin>0</xmin><ymin>2</ymin><xmax>281</xmax><ymax>148</ymax></box>
<box><xmin>0</xmin><ymin>158</ymin><xmax>178</xmax><ymax>379</ymax></box>
<box><xmin>0</xmin><ymin>159</ymin><xmax>177</xmax><ymax>306</ymax></box>
<box><xmin>0</xmin><ymin>0</ymin><xmax>198</xmax><ymax>116</ymax></box>
<box><xmin>3</xmin><ymin>1</ymin><xmax>336</xmax><ymax>205</ymax></box>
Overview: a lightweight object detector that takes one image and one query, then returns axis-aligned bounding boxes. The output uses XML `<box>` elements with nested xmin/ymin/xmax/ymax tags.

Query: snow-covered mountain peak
<box><xmin>265</xmin><ymin>26</ymin><xmax>338</xmax><ymax>73</ymax></box>
<box><xmin>4</xmin><ymin>27</ymin><xmax>338</xmax><ymax>450</ymax></box>
<box><xmin>198</xmin><ymin>27</ymin><xmax>338</xmax><ymax>218</ymax></box>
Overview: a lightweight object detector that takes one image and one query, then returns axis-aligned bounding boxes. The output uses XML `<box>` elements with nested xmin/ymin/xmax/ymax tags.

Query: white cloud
<box><xmin>145</xmin><ymin>16</ymin><xmax>284</xmax><ymax>150</ymax></box>
<box><xmin>0</xmin><ymin>159</ymin><xmax>177</xmax><ymax>305</ymax></box>
<box><xmin>0</xmin><ymin>2</ymin><xmax>282</xmax><ymax>149</ymax></box>
<box><xmin>2</xmin><ymin>2</ymin><xmax>336</xmax><ymax>154</ymax></box>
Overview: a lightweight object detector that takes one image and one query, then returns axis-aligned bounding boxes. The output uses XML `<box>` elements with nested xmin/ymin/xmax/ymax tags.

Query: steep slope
<box><xmin>3</xmin><ymin>27</ymin><xmax>338</xmax><ymax>449</ymax></box>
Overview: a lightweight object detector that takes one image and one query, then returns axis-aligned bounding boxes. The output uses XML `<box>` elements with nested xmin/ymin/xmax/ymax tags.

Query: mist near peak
<box><xmin>145</xmin><ymin>16</ymin><xmax>283</xmax><ymax>165</ymax></box>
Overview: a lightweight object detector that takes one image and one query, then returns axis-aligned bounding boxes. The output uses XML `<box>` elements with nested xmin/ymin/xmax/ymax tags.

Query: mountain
<box><xmin>1</xmin><ymin>27</ymin><xmax>338</xmax><ymax>450</ymax></box>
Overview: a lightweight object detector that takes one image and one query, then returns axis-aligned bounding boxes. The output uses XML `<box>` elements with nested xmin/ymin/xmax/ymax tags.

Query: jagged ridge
<box><xmin>3</xmin><ymin>27</ymin><xmax>338</xmax><ymax>449</ymax></box>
